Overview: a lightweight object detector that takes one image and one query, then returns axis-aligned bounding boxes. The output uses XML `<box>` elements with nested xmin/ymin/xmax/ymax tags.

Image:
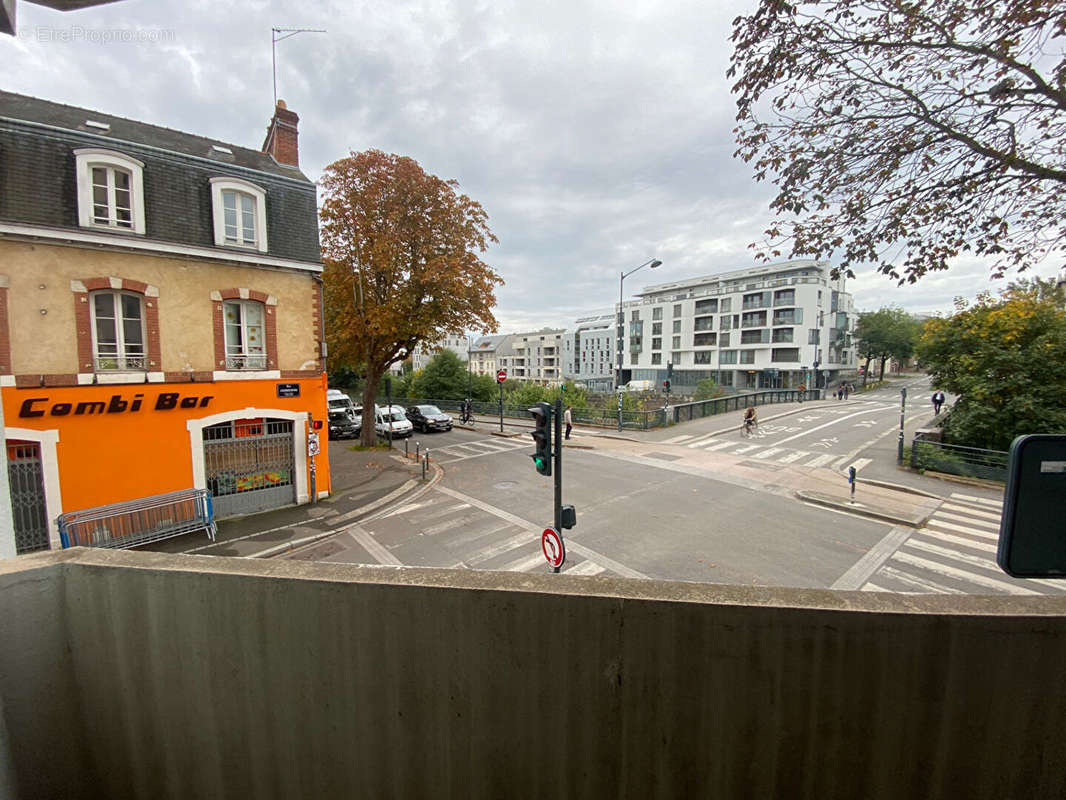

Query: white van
<box><xmin>327</xmin><ymin>388</ymin><xmax>358</xmax><ymax>417</ymax></box>
<box><xmin>375</xmin><ymin>404</ymin><xmax>413</xmax><ymax>439</ymax></box>
<box><xmin>625</xmin><ymin>380</ymin><xmax>655</xmax><ymax>392</ymax></box>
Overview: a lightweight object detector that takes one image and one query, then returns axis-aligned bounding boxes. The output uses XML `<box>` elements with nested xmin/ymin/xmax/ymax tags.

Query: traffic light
<box><xmin>663</xmin><ymin>379</ymin><xmax>671</xmax><ymax>392</ymax></box>
<box><xmin>666</xmin><ymin>361</ymin><xmax>673</xmax><ymax>381</ymax></box>
<box><xmin>528</xmin><ymin>402</ymin><xmax>552</xmax><ymax>476</ymax></box>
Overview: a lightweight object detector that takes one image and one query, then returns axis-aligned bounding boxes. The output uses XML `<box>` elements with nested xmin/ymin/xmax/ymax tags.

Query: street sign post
<box><xmin>496</xmin><ymin>369</ymin><xmax>507</xmax><ymax>382</ymax></box>
<box><xmin>542</xmin><ymin>527</ymin><xmax>565</xmax><ymax>572</ymax></box>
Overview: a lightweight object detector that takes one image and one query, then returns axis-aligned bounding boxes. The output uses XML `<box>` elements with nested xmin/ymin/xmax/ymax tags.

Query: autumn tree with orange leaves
<box><xmin>320</xmin><ymin>150</ymin><xmax>503</xmax><ymax>446</ymax></box>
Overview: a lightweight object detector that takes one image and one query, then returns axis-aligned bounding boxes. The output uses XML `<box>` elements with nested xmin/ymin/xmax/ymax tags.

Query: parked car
<box><xmin>327</xmin><ymin>407</ymin><xmax>360</xmax><ymax>440</ymax></box>
<box><xmin>375</xmin><ymin>404</ymin><xmax>413</xmax><ymax>439</ymax></box>
<box><xmin>406</xmin><ymin>404</ymin><xmax>453</xmax><ymax>433</ymax></box>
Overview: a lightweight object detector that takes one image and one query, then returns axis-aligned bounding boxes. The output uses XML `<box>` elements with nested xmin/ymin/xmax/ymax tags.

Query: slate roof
<box><xmin>0</xmin><ymin>90</ymin><xmax>310</xmax><ymax>183</ymax></box>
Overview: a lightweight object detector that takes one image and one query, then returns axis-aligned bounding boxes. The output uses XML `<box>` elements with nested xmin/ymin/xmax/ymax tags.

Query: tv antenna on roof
<box><xmin>272</xmin><ymin>27</ymin><xmax>327</xmax><ymax>107</ymax></box>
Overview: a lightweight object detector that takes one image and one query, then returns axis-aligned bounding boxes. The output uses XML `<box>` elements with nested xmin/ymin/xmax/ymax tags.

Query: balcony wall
<box><xmin>1</xmin><ymin>549</ymin><xmax>1065</xmax><ymax>799</ymax></box>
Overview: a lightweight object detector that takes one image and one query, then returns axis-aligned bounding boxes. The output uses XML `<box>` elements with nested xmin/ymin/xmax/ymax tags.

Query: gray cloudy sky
<box><xmin>3</xmin><ymin>0</ymin><xmax>1059</xmax><ymax>333</ymax></box>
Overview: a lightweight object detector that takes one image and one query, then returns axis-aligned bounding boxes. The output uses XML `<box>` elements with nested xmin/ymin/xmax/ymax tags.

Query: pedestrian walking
<box><xmin>843</xmin><ymin>383</ymin><xmax>851</xmax><ymax>400</ymax></box>
<box><xmin>836</xmin><ymin>383</ymin><xmax>844</xmax><ymax>401</ymax></box>
<box><xmin>564</xmin><ymin>405</ymin><xmax>573</xmax><ymax>440</ymax></box>
<box><xmin>932</xmin><ymin>390</ymin><xmax>945</xmax><ymax>415</ymax></box>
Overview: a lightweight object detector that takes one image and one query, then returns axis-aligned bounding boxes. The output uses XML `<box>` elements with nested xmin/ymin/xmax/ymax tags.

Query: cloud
<box><xmin>3</xmin><ymin>0</ymin><xmax>1057</xmax><ymax>336</ymax></box>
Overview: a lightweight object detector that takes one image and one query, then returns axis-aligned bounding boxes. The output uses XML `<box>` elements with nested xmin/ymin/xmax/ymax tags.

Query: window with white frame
<box><xmin>224</xmin><ymin>300</ymin><xmax>267</xmax><ymax>370</ymax></box>
<box><xmin>91</xmin><ymin>290</ymin><xmax>146</xmax><ymax>371</ymax></box>
<box><xmin>210</xmin><ymin>177</ymin><xmax>268</xmax><ymax>252</ymax></box>
<box><xmin>74</xmin><ymin>149</ymin><xmax>146</xmax><ymax>234</ymax></box>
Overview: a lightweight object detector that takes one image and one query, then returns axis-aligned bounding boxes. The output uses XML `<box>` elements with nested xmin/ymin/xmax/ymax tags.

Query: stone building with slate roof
<box><xmin>0</xmin><ymin>91</ymin><xmax>329</xmax><ymax>554</ymax></box>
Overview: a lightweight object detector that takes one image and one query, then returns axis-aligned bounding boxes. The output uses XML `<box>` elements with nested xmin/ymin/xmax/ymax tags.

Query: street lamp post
<box><xmin>617</xmin><ymin>258</ymin><xmax>662</xmax><ymax>431</ymax></box>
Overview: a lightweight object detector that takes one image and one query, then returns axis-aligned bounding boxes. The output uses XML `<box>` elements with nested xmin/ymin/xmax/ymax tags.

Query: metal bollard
<box><xmin>415</xmin><ymin>441</ymin><xmax>420</xmax><ymax>461</ymax></box>
<box><xmin>405</xmin><ymin>439</ymin><xmax>409</xmax><ymax>458</ymax></box>
<box><xmin>422</xmin><ymin>450</ymin><xmax>428</xmax><ymax>480</ymax></box>
<box><xmin>848</xmin><ymin>466</ymin><xmax>857</xmax><ymax>504</ymax></box>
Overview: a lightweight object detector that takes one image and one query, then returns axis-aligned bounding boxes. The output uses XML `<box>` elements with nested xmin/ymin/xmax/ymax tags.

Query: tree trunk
<box><xmin>862</xmin><ymin>356</ymin><xmax>872</xmax><ymax>387</ymax></box>
<box><xmin>879</xmin><ymin>355</ymin><xmax>888</xmax><ymax>380</ymax></box>
<box><xmin>359</xmin><ymin>367</ymin><xmax>382</xmax><ymax>447</ymax></box>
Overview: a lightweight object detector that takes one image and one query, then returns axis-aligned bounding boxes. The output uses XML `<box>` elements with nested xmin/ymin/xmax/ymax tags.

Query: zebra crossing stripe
<box><xmin>804</xmin><ymin>454</ymin><xmax>837</xmax><ymax>467</ymax></box>
<box><xmin>777</xmin><ymin>451</ymin><xmax>810</xmax><ymax>464</ymax></box>
<box><xmin>662</xmin><ymin>434</ymin><xmax>694</xmax><ymax>443</ymax></box>
<box><xmin>934</xmin><ymin>510</ymin><xmax>999</xmax><ymax>530</ymax></box>
<box><xmin>753</xmin><ymin>448</ymin><xmax>784</xmax><ymax>459</ymax></box>
<box><xmin>921</xmin><ymin>529</ymin><xmax>997</xmax><ymax>554</ymax></box>
<box><xmin>567</xmin><ymin>560</ymin><xmax>606</xmax><ymax>576</ymax></box>
<box><xmin>939</xmin><ymin>502</ymin><xmax>1002</xmax><ymax>522</ymax></box>
<box><xmin>700</xmin><ymin>440</ymin><xmax>734</xmax><ymax>451</ymax></box>
<box><xmin>877</xmin><ymin>564</ymin><xmax>965</xmax><ymax>594</ymax></box>
<box><xmin>733</xmin><ymin>444</ymin><xmax>761</xmax><ymax>454</ymax></box>
<box><xmin>925</xmin><ymin>518</ymin><xmax>999</xmax><ymax>542</ymax></box>
<box><xmin>849</xmin><ymin>458</ymin><xmax>873</xmax><ymax>472</ymax></box>
<box><xmin>950</xmin><ymin>493</ymin><xmax>1004</xmax><ymax>509</ymax></box>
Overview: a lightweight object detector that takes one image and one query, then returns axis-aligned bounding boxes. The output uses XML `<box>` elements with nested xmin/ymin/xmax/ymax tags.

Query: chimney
<box><xmin>262</xmin><ymin>99</ymin><xmax>300</xmax><ymax>168</ymax></box>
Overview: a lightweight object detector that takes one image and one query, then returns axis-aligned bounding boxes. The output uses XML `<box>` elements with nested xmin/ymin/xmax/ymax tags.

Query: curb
<box><xmin>851</xmin><ymin>477</ymin><xmax>944</xmax><ymax>500</ymax></box>
<box><xmin>794</xmin><ymin>489</ymin><xmax>930</xmax><ymax>527</ymax></box>
<box><xmin>912</xmin><ymin>469</ymin><xmax>1005</xmax><ymax>490</ymax></box>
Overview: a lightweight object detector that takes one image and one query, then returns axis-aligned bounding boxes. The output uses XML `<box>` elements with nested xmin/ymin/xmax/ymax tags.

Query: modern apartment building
<box><xmin>468</xmin><ymin>334</ymin><xmax>511</xmax><ymax>378</ymax></box>
<box><xmin>618</xmin><ymin>260</ymin><xmax>857</xmax><ymax>391</ymax></box>
<box><xmin>0</xmin><ymin>91</ymin><xmax>327</xmax><ymax>555</ymax></box>
<box><xmin>497</xmin><ymin>329</ymin><xmax>565</xmax><ymax>384</ymax></box>
<box><xmin>561</xmin><ymin>311</ymin><xmax>615</xmax><ymax>392</ymax></box>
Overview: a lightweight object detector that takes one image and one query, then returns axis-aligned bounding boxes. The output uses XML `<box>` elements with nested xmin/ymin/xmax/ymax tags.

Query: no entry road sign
<box><xmin>497</xmin><ymin>369</ymin><xmax>507</xmax><ymax>382</ymax></box>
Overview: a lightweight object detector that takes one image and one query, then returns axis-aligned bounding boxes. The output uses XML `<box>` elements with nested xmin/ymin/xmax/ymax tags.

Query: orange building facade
<box><xmin>0</xmin><ymin>92</ymin><xmax>329</xmax><ymax>553</ymax></box>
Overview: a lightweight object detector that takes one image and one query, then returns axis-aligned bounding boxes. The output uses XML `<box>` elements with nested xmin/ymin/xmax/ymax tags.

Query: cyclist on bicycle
<box><xmin>460</xmin><ymin>398</ymin><xmax>473</xmax><ymax>424</ymax></box>
<box><xmin>743</xmin><ymin>405</ymin><xmax>758</xmax><ymax>436</ymax></box>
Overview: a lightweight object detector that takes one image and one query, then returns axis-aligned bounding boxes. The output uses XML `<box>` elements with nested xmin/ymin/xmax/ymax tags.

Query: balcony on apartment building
<box><xmin>1</xmin><ymin>549</ymin><xmax>1063</xmax><ymax>799</ymax></box>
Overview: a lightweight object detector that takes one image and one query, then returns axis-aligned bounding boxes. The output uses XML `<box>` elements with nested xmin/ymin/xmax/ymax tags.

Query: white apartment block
<box><xmin>562</xmin><ymin>311</ymin><xmax>615</xmax><ymax>392</ymax></box>
<box><xmin>497</xmin><ymin>329</ymin><xmax>565</xmax><ymax>384</ymax></box>
<box><xmin>618</xmin><ymin>260</ymin><xmax>857</xmax><ymax>391</ymax></box>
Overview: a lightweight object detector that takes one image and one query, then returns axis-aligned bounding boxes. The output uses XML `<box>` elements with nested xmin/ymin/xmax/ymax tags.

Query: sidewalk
<box><xmin>140</xmin><ymin>439</ymin><xmax>433</xmax><ymax>558</ymax></box>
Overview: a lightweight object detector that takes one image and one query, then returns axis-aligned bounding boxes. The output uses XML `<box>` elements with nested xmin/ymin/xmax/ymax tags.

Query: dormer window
<box><xmin>210</xmin><ymin>177</ymin><xmax>268</xmax><ymax>253</ymax></box>
<box><xmin>74</xmin><ymin>149</ymin><xmax>146</xmax><ymax>234</ymax></box>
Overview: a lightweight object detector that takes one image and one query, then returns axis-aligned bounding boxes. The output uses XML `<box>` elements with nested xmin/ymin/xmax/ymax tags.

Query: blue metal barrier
<box><xmin>58</xmin><ymin>488</ymin><xmax>216</xmax><ymax>549</ymax></box>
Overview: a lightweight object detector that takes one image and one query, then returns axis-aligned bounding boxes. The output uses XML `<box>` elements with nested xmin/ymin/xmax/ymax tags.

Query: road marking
<box><xmin>662</xmin><ymin>434</ymin><xmax>694</xmax><ymax>443</ymax></box>
<box><xmin>897</xmin><ymin>541</ymin><xmax>1039</xmax><ymax>594</ymax></box>
<box><xmin>383</xmin><ymin>501</ymin><xmax>431</xmax><ymax>518</ymax></box>
<box><xmin>777</xmin><ymin>450</ymin><xmax>810</xmax><ymax>464</ymax></box>
<box><xmin>466</xmin><ymin>530</ymin><xmax>537</xmax><ymax>566</ymax></box>
<box><xmin>696</xmin><ymin>440</ymin><xmax>733</xmax><ymax>451</ymax></box>
<box><xmin>433</xmin><ymin>485</ymin><xmax>650</xmax><ymax>579</ymax></box>
<box><xmin>877</xmin><ymin>565</ymin><xmax>965</xmax><ymax>594</ymax></box>
<box><xmin>939</xmin><ymin>502</ymin><xmax>1002</xmax><ymax>522</ymax></box>
<box><xmin>567</xmin><ymin>560</ymin><xmax>606</xmax><ymax>576</ymax></box>
<box><xmin>951</xmin><ymin>493</ymin><xmax>1003</xmax><ymax>508</ymax></box>
<box><xmin>803</xmin><ymin>454</ymin><xmax>837</xmax><ymax>468</ymax></box>
<box><xmin>934</xmin><ymin>510</ymin><xmax>999</xmax><ymax>530</ymax></box>
<box><xmin>925</xmin><ymin>518</ymin><xmax>999</xmax><ymax>541</ymax></box>
<box><xmin>922</xmin><ymin>529</ymin><xmax>997</xmax><ymax>553</ymax></box>
<box><xmin>831</xmin><ymin>524</ymin><xmax>914</xmax><ymax>590</ymax></box>
<box><xmin>347</xmin><ymin>526</ymin><xmax>403</xmax><ymax>566</ymax></box>
<box><xmin>732</xmin><ymin>444</ymin><xmax>761</xmax><ymax>454</ymax></box>
<box><xmin>848</xmin><ymin>458</ymin><xmax>873</xmax><ymax>472</ymax></box>
<box><xmin>774</xmin><ymin>406</ymin><xmax>901</xmax><ymax>445</ymax></box>
<box><xmin>421</xmin><ymin>514</ymin><xmax>482</xmax><ymax>536</ymax></box>
<box><xmin>753</xmin><ymin>448</ymin><xmax>785</xmax><ymax>459</ymax></box>
<box><xmin>492</xmin><ymin>551</ymin><xmax>549</xmax><ymax>573</ymax></box>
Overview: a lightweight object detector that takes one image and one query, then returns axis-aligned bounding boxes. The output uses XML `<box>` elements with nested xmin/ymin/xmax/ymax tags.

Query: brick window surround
<box><xmin>71</xmin><ymin>277</ymin><xmax>160</xmax><ymax>373</ymax></box>
<box><xmin>211</xmin><ymin>289</ymin><xmax>278</xmax><ymax>371</ymax></box>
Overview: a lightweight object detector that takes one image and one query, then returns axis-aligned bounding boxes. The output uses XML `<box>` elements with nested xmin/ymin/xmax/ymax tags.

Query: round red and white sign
<box><xmin>541</xmin><ymin>527</ymin><xmax>565</xmax><ymax>569</ymax></box>
<box><xmin>496</xmin><ymin>369</ymin><xmax>507</xmax><ymax>382</ymax></box>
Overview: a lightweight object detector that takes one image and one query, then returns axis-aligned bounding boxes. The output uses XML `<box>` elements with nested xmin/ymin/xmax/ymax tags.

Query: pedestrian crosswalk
<box><xmin>426</xmin><ymin>436</ymin><xmax>530</xmax><ymax>463</ymax></box>
<box><xmin>661</xmin><ymin>432</ymin><xmax>876</xmax><ymax>472</ymax></box>
<box><xmin>357</xmin><ymin>486</ymin><xmax>642</xmax><ymax>579</ymax></box>
<box><xmin>855</xmin><ymin>493</ymin><xmax>1065</xmax><ymax>595</ymax></box>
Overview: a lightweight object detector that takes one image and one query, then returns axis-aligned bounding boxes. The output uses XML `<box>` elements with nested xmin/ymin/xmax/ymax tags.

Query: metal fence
<box><xmin>909</xmin><ymin>433</ymin><xmax>1008</xmax><ymax>482</ymax></box>
<box><xmin>380</xmin><ymin>389</ymin><xmax>819</xmax><ymax>432</ymax></box>
<box><xmin>57</xmin><ymin>488</ymin><xmax>216</xmax><ymax>549</ymax></box>
<box><xmin>7</xmin><ymin>441</ymin><xmax>50</xmax><ymax>554</ymax></box>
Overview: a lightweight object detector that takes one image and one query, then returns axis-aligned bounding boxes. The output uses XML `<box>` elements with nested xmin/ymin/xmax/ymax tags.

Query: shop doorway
<box><xmin>7</xmin><ymin>441</ymin><xmax>50</xmax><ymax>554</ymax></box>
<box><xmin>202</xmin><ymin>418</ymin><xmax>296</xmax><ymax>518</ymax></box>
